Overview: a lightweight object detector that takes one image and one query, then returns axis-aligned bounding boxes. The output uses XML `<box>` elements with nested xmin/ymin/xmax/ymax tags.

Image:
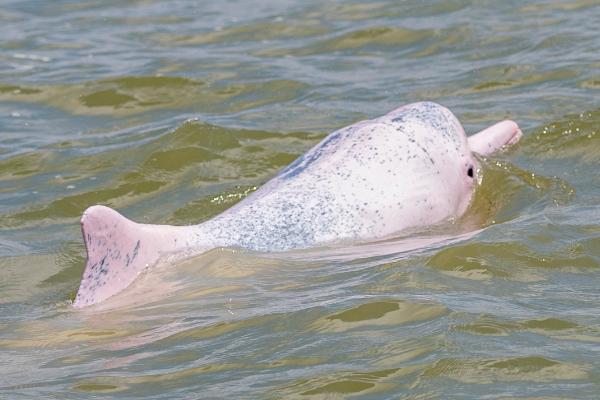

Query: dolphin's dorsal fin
<box><xmin>74</xmin><ymin>205</ymin><xmax>194</xmax><ymax>307</ymax></box>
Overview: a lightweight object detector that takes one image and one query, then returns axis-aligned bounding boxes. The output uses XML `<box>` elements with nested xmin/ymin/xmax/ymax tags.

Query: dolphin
<box><xmin>74</xmin><ymin>102</ymin><xmax>522</xmax><ymax>307</ymax></box>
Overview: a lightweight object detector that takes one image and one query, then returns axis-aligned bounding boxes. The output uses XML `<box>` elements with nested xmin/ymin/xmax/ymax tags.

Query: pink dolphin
<box><xmin>74</xmin><ymin>102</ymin><xmax>522</xmax><ymax>307</ymax></box>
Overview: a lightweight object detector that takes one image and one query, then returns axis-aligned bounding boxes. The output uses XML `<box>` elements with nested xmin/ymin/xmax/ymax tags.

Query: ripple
<box><xmin>467</xmin><ymin>67</ymin><xmax>579</xmax><ymax>94</ymax></box>
<box><xmin>519</xmin><ymin>0</ymin><xmax>599</xmax><ymax>12</ymax></box>
<box><xmin>455</xmin><ymin>315</ymin><xmax>579</xmax><ymax>337</ymax></box>
<box><xmin>275</xmin><ymin>365</ymin><xmax>422</xmax><ymax>398</ymax></box>
<box><xmin>422</xmin><ymin>356</ymin><xmax>588</xmax><ymax>383</ymax></box>
<box><xmin>579</xmin><ymin>77</ymin><xmax>600</xmax><ymax>89</ymax></box>
<box><xmin>155</xmin><ymin>21</ymin><xmax>329</xmax><ymax>46</ymax></box>
<box><xmin>524</xmin><ymin>108</ymin><xmax>600</xmax><ymax>162</ymax></box>
<box><xmin>308</xmin><ymin>0</ymin><xmax>469</xmax><ymax>21</ymax></box>
<box><xmin>428</xmin><ymin>240</ymin><xmax>599</xmax><ymax>280</ymax></box>
<box><xmin>311</xmin><ymin>300</ymin><xmax>446</xmax><ymax>333</ymax></box>
<box><xmin>0</xmin><ymin>76</ymin><xmax>309</xmax><ymax>116</ymax></box>
<box><xmin>72</xmin><ymin>383</ymin><xmax>124</xmax><ymax>393</ymax></box>
<box><xmin>258</xmin><ymin>26</ymin><xmax>435</xmax><ymax>57</ymax></box>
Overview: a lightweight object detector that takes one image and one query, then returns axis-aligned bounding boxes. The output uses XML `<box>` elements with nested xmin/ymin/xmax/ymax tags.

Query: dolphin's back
<box><xmin>198</xmin><ymin>103</ymin><xmax>469</xmax><ymax>251</ymax></box>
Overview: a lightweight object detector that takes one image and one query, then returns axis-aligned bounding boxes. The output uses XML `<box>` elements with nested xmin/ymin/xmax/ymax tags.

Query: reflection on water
<box><xmin>1</xmin><ymin>0</ymin><xmax>600</xmax><ymax>398</ymax></box>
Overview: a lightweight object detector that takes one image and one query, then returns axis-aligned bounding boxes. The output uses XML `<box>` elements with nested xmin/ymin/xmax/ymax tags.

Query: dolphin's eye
<box><xmin>467</xmin><ymin>166</ymin><xmax>474</xmax><ymax>178</ymax></box>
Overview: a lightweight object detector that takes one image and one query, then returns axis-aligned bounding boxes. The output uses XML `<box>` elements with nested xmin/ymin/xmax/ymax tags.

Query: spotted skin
<box><xmin>197</xmin><ymin>102</ymin><xmax>476</xmax><ymax>251</ymax></box>
<box><xmin>74</xmin><ymin>102</ymin><xmax>522</xmax><ymax>307</ymax></box>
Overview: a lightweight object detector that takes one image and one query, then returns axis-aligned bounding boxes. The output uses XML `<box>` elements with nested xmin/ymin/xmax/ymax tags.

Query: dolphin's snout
<box><xmin>468</xmin><ymin>120</ymin><xmax>523</xmax><ymax>157</ymax></box>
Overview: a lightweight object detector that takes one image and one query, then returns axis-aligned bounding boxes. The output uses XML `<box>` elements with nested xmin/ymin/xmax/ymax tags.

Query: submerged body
<box><xmin>75</xmin><ymin>102</ymin><xmax>522</xmax><ymax>307</ymax></box>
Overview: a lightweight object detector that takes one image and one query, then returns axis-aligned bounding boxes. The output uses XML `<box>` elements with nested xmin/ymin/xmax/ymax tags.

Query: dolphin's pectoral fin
<box><xmin>468</xmin><ymin>120</ymin><xmax>522</xmax><ymax>156</ymax></box>
<box><xmin>74</xmin><ymin>205</ymin><xmax>161</xmax><ymax>308</ymax></box>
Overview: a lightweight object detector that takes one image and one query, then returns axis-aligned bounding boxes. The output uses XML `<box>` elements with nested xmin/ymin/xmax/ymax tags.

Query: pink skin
<box><xmin>73</xmin><ymin>107</ymin><xmax>522</xmax><ymax>308</ymax></box>
<box><xmin>468</xmin><ymin>120</ymin><xmax>523</xmax><ymax>157</ymax></box>
<box><xmin>76</xmin><ymin>206</ymin><xmax>199</xmax><ymax>308</ymax></box>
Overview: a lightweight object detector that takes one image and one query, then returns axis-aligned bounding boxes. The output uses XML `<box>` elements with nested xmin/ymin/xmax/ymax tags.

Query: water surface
<box><xmin>1</xmin><ymin>0</ymin><xmax>599</xmax><ymax>398</ymax></box>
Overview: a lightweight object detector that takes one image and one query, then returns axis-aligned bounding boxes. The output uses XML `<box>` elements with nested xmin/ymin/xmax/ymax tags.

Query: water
<box><xmin>1</xmin><ymin>0</ymin><xmax>599</xmax><ymax>398</ymax></box>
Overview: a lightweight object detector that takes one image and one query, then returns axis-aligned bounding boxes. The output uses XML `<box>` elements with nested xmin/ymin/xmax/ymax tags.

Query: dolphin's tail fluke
<box><xmin>73</xmin><ymin>205</ymin><xmax>195</xmax><ymax>308</ymax></box>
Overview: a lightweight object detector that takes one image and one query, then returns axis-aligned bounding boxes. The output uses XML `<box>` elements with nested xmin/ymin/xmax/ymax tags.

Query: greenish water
<box><xmin>1</xmin><ymin>0</ymin><xmax>599</xmax><ymax>398</ymax></box>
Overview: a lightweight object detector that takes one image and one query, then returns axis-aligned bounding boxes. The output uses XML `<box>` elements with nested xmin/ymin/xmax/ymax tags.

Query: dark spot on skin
<box><xmin>131</xmin><ymin>240</ymin><xmax>140</xmax><ymax>261</ymax></box>
<box><xmin>467</xmin><ymin>166</ymin><xmax>474</xmax><ymax>178</ymax></box>
<box><xmin>279</xmin><ymin>129</ymin><xmax>347</xmax><ymax>180</ymax></box>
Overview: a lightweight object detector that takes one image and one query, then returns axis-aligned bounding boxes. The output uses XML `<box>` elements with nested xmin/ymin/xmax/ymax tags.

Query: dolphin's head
<box><xmin>383</xmin><ymin>102</ymin><xmax>521</xmax><ymax>225</ymax></box>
